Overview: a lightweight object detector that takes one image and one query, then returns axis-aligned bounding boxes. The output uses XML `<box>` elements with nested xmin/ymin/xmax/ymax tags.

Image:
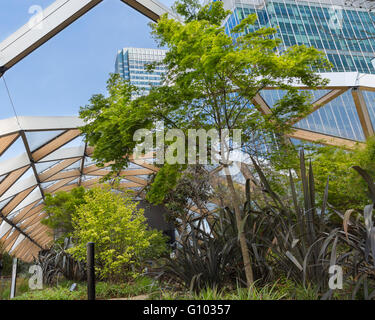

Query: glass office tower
<box><xmin>222</xmin><ymin>0</ymin><xmax>375</xmax><ymax>74</ymax></box>
<box><xmin>221</xmin><ymin>0</ymin><xmax>375</xmax><ymax>142</ymax></box>
<box><xmin>115</xmin><ymin>47</ymin><xmax>167</xmax><ymax>97</ymax></box>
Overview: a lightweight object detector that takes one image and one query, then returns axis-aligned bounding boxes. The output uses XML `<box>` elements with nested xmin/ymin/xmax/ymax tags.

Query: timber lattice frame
<box><xmin>0</xmin><ymin>116</ymin><xmax>159</xmax><ymax>262</ymax></box>
<box><xmin>1</xmin><ymin>2</ymin><xmax>375</xmax><ymax>261</ymax></box>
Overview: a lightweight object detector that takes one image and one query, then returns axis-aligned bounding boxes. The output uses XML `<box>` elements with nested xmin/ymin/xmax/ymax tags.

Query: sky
<box><xmin>0</xmin><ymin>0</ymin><xmax>174</xmax><ymax>120</ymax></box>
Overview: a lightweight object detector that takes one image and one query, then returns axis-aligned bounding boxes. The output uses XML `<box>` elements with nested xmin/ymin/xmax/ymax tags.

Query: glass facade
<box><xmin>115</xmin><ymin>47</ymin><xmax>167</xmax><ymax>97</ymax></box>
<box><xmin>222</xmin><ymin>0</ymin><xmax>374</xmax><ymax>141</ymax></box>
<box><xmin>223</xmin><ymin>0</ymin><xmax>375</xmax><ymax>74</ymax></box>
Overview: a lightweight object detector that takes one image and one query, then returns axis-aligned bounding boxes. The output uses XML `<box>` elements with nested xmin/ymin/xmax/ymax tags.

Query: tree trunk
<box><xmin>224</xmin><ymin>167</ymin><xmax>254</xmax><ymax>288</ymax></box>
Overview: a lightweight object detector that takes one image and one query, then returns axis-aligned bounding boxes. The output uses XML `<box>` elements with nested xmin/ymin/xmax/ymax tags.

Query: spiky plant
<box><xmin>36</xmin><ymin>238</ymin><xmax>86</xmax><ymax>285</ymax></box>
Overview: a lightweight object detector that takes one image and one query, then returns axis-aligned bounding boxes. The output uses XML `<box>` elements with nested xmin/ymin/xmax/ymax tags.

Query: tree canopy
<box><xmin>78</xmin><ymin>0</ymin><xmax>331</xmax><ymax>287</ymax></box>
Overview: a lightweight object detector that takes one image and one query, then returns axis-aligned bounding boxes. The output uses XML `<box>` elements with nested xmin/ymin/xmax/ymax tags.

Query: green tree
<box><xmin>79</xmin><ymin>0</ymin><xmax>330</xmax><ymax>287</ymax></box>
<box><xmin>67</xmin><ymin>185</ymin><xmax>168</xmax><ymax>281</ymax></box>
<box><xmin>42</xmin><ymin>186</ymin><xmax>88</xmax><ymax>242</ymax></box>
<box><xmin>309</xmin><ymin>137</ymin><xmax>375</xmax><ymax>212</ymax></box>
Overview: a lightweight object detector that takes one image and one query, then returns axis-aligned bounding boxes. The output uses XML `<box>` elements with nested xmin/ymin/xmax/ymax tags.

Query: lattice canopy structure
<box><xmin>1</xmin><ymin>71</ymin><xmax>375</xmax><ymax>261</ymax></box>
<box><xmin>0</xmin><ymin>116</ymin><xmax>158</xmax><ymax>262</ymax></box>
<box><xmin>1</xmin><ymin>0</ymin><xmax>375</xmax><ymax>262</ymax></box>
<box><xmin>256</xmin><ymin>72</ymin><xmax>375</xmax><ymax>149</ymax></box>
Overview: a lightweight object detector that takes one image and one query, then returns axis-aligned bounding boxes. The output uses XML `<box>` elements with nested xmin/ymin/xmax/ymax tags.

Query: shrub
<box><xmin>67</xmin><ymin>184</ymin><xmax>168</xmax><ymax>281</ymax></box>
<box><xmin>42</xmin><ymin>186</ymin><xmax>89</xmax><ymax>242</ymax></box>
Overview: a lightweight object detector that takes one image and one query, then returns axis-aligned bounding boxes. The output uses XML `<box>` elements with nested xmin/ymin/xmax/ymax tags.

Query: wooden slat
<box><xmin>0</xmin><ymin>228</ymin><xmax>12</xmax><ymax>242</ymax></box>
<box><xmin>287</xmin><ymin>128</ymin><xmax>365</xmax><ymax>150</ymax></box>
<box><xmin>34</xmin><ymin>229</ymin><xmax>53</xmax><ymax>242</ymax></box>
<box><xmin>121</xmin><ymin>176</ymin><xmax>148</xmax><ymax>186</ymax></box>
<box><xmin>44</xmin><ymin>169</ymin><xmax>81</xmax><ymax>182</ymax></box>
<box><xmin>3</xmin><ymin>230</ymin><xmax>20</xmax><ymax>252</ymax></box>
<box><xmin>33</xmin><ymin>230</ymin><xmax>52</xmax><ymax>242</ymax></box>
<box><xmin>130</xmin><ymin>160</ymin><xmax>159</xmax><ymax>172</ymax></box>
<box><xmin>15</xmin><ymin>241</ymin><xmax>36</xmax><ymax>260</ymax></box>
<box><xmin>32</xmin><ymin>129</ymin><xmax>81</xmax><ymax>162</ymax></box>
<box><xmin>39</xmin><ymin>157</ymin><xmax>81</xmax><ymax>182</ymax></box>
<box><xmin>289</xmin><ymin>88</ymin><xmax>348</xmax><ymax>125</ymax></box>
<box><xmin>11</xmin><ymin>238</ymin><xmax>29</xmax><ymax>256</ymax></box>
<box><xmin>2</xmin><ymin>186</ymin><xmax>36</xmax><ymax>216</ymax></box>
<box><xmin>352</xmin><ymin>88</ymin><xmax>374</xmax><ymax>139</ymax></box>
<box><xmin>252</xmin><ymin>93</ymin><xmax>272</xmax><ymax>115</ymax></box>
<box><xmin>0</xmin><ymin>133</ymin><xmax>19</xmax><ymax>157</ymax></box>
<box><xmin>0</xmin><ymin>166</ymin><xmax>29</xmax><ymax>197</ymax></box>
<box><xmin>44</xmin><ymin>177</ymin><xmax>77</xmax><ymax>194</ymax></box>
<box><xmin>56</xmin><ymin>184</ymin><xmax>79</xmax><ymax>193</ymax></box>
<box><xmin>118</xmin><ymin>182</ymin><xmax>143</xmax><ymax>189</ymax></box>
<box><xmin>13</xmin><ymin>203</ymin><xmax>44</xmax><ymax>224</ymax></box>
<box><xmin>81</xmin><ymin>177</ymin><xmax>101</xmax><ymax>188</ymax></box>
<box><xmin>20</xmin><ymin>212</ymin><xmax>46</xmax><ymax>229</ymax></box>
<box><xmin>28</xmin><ymin>224</ymin><xmax>49</xmax><ymax>239</ymax></box>
<box><xmin>83</xmin><ymin>163</ymin><xmax>114</xmax><ymax>174</ymax></box>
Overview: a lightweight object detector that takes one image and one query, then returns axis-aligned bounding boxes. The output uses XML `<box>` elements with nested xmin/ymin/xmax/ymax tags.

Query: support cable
<box><xmin>2</xmin><ymin>76</ymin><xmax>21</xmax><ymax>128</ymax></box>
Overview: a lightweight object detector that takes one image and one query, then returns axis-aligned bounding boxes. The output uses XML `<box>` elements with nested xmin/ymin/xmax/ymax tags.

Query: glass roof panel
<box><xmin>0</xmin><ymin>172</ymin><xmax>37</xmax><ymax>202</ymax></box>
<box><xmin>12</xmin><ymin>187</ymin><xmax>42</xmax><ymax>214</ymax></box>
<box><xmin>25</xmin><ymin>130</ymin><xmax>65</xmax><ymax>152</ymax></box>
<box><xmin>0</xmin><ymin>136</ymin><xmax>25</xmax><ymax>163</ymax></box>
<box><xmin>0</xmin><ymin>198</ymin><xmax>11</xmax><ymax>210</ymax></box>
<box><xmin>0</xmin><ymin>221</ymin><xmax>12</xmax><ymax>238</ymax></box>
<box><xmin>294</xmin><ymin>90</ymin><xmax>365</xmax><ymax>141</ymax></box>
<box><xmin>260</xmin><ymin>89</ymin><xmax>331</xmax><ymax>108</ymax></box>
<box><xmin>35</xmin><ymin>160</ymin><xmax>60</xmax><ymax>174</ymax></box>
<box><xmin>61</xmin><ymin>160</ymin><xmax>82</xmax><ymax>172</ymax></box>
<box><xmin>362</xmin><ymin>90</ymin><xmax>375</xmax><ymax>130</ymax></box>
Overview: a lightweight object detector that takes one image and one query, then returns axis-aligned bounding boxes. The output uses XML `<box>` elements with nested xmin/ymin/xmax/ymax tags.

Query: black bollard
<box><xmin>87</xmin><ymin>242</ymin><xmax>95</xmax><ymax>300</ymax></box>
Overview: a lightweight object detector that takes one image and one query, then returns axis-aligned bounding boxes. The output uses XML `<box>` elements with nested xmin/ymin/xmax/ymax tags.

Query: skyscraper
<box><xmin>221</xmin><ymin>0</ymin><xmax>375</xmax><ymax>143</ymax></box>
<box><xmin>222</xmin><ymin>0</ymin><xmax>375</xmax><ymax>74</ymax></box>
<box><xmin>115</xmin><ymin>47</ymin><xmax>167</xmax><ymax>97</ymax></box>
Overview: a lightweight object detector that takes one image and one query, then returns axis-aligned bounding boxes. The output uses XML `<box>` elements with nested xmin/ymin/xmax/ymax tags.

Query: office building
<box><xmin>115</xmin><ymin>47</ymin><xmax>167</xmax><ymax>96</ymax></box>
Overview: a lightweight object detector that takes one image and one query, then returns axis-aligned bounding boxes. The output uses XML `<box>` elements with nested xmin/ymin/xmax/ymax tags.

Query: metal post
<box><xmin>10</xmin><ymin>258</ymin><xmax>17</xmax><ymax>299</ymax></box>
<box><xmin>87</xmin><ymin>242</ymin><xmax>95</xmax><ymax>300</ymax></box>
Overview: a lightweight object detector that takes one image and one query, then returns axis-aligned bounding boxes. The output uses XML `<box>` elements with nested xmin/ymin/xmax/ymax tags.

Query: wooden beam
<box><xmin>121</xmin><ymin>176</ymin><xmax>148</xmax><ymax>186</ymax></box>
<box><xmin>39</xmin><ymin>157</ymin><xmax>81</xmax><ymax>182</ymax></box>
<box><xmin>118</xmin><ymin>182</ymin><xmax>144</xmax><ymax>189</ymax></box>
<box><xmin>130</xmin><ymin>160</ymin><xmax>159</xmax><ymax>172</ymax></box>
<box><xmin>1</xmin><ymin>186</ymin><xmax>37</xmax><ymax>216</ymax></box>
<box><xmin>44</xmin><ymin>169</ymin><xmax>81</xmax><ymax>182</ymax></box>
<box><xmin>11</xmin><ymin>238</ymin><xmax>28</xmax><ymax>256</ymax></box>
<box><xmin>20</xmin><ymin>212</ymin><xmax>46</xmax><ymax>229</ymax></box>
<box><xmin>352</xmin><ymin>88</ymin><xmax>375</xmax><ymax>139</ymax></box>
<box><xmin>0</xmin><ymin>133</ymin><xmax>19</xmax><ymax>157</ymax></box>
<box><xmin>82</xmin><ymin>162</ymin><xmax>114</xmax><ymax>174</ymax></box>
<box><xmin>0</xmin><ymin>166</ymin><xmax>29</xmax><ymax>197</ymax></box>
<box><xmin>44</xmin><ymin>177</ymin><xmax>77</xmax><ymax>194</ymax></box>
<box><xmin>32</xmin><ymin>129</ymin><xmax>81</xmax><ymax>162</ymax></box>
<box><xmin>13</xmin><ymin>203</ymin><xmax>44</xmax><ymax>224</ymax></box>
<box><xmin>2</xmin><ymin>230</ymin><xmax>20</xmax><ymax>252</ymax></box>
<box><xmin>289</xmin><ymin>88</ymin><xmax>348</xmax><ymax>125</ymax></box>
<box><xmin>0</xmin><ymin>228</ymin><xmax>12</xmax><ymax>242</ymax></box>
<box><xmin>359</xmin><ymin>86</ymin><xmax>375</xmax><ymax>92</ymax></box>
<box><xmin>15</xmin><ymin>241</ymin><xmax>36</xmax><ymax>260</ymax></box>
<box><xmin>56</xmin><ymin>184</ymin><xmax>79</xmax><ymax>193</ymax></box>
<box><xmin>81</xmin><ymin>177</ymin><xmax>102</xmax><ymax>188</ymax></box>
<box><xmin>252</xmin><ymin>93</ymin><xmax>272</xmax><ymax>115</ymax></box>
<box><xmin>287</xmin><ymin>128</ymin><xmax>364</xmax><ymax>150</ymax></box>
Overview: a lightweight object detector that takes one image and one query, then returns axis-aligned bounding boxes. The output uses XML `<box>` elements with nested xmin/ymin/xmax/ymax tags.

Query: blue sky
<box><xmin>0</xmin><ymin>0</ymin><xmax>174</xmax><ymax>120</ymax></box>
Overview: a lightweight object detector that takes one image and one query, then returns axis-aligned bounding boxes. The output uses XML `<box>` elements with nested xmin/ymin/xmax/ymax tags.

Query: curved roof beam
<box><xmin>0</xmin><ymin>0</ymin><xmax>178</xmax><ymax>76</ymax></box>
